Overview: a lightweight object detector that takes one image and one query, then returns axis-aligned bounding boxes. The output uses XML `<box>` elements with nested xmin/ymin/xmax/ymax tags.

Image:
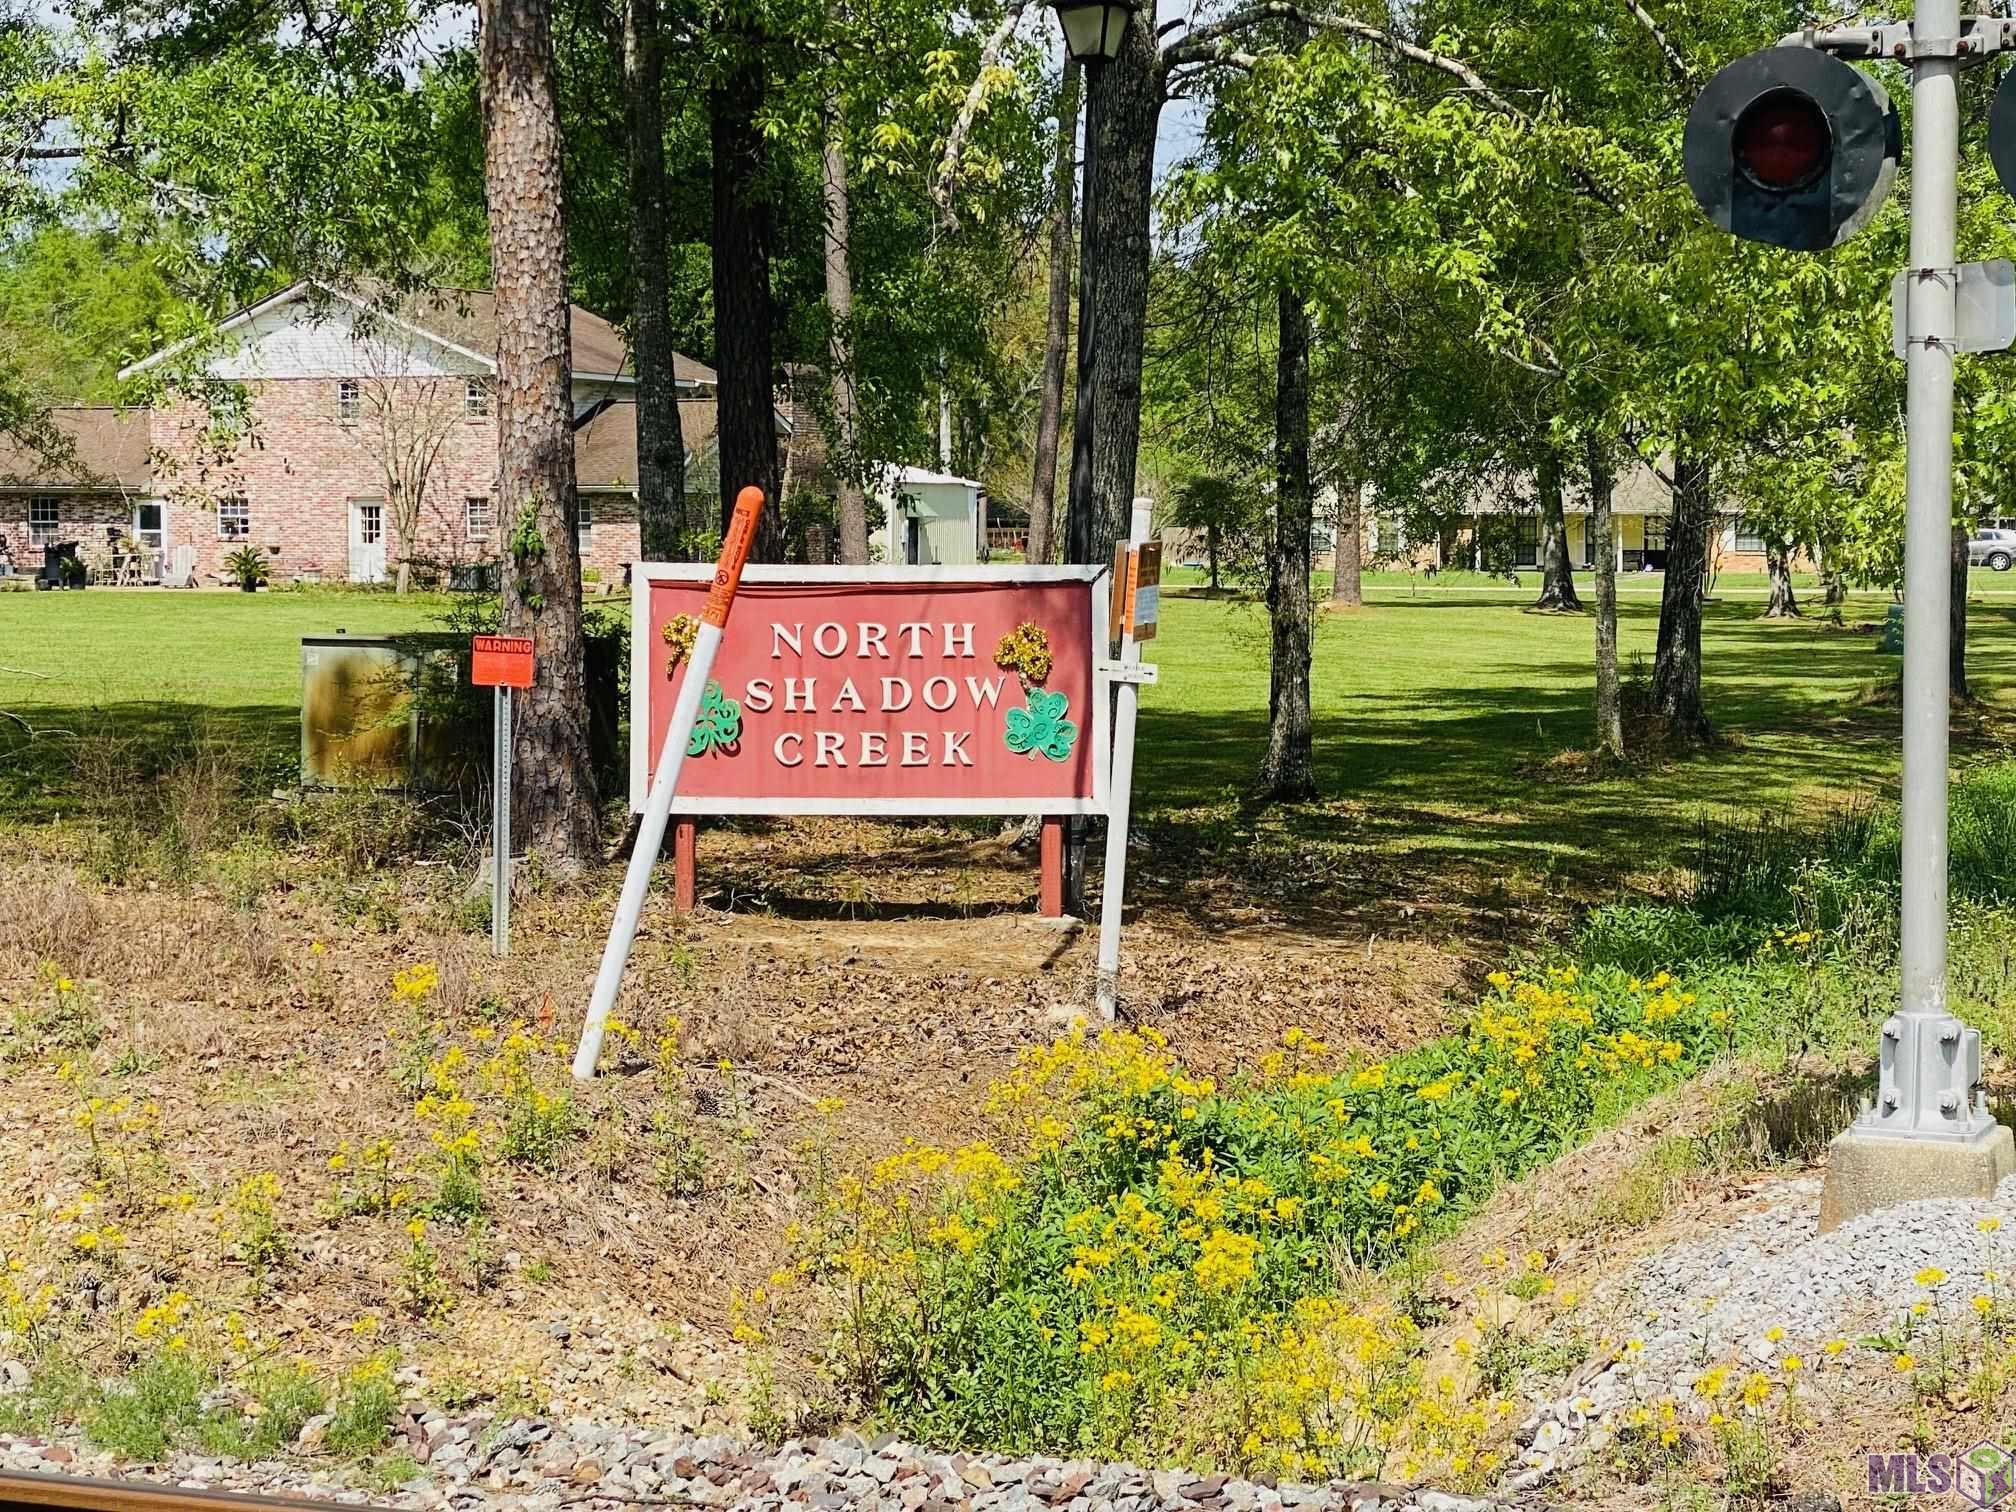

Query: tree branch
<box><xmin>1620</xmin><ymin>0</ymin><xmax>1690</xmax><ymax>86</ymax></box>
<box><xmin>930</xmin><ymin>0</ymin><xmax>1032</xmax><ymax>232</ymax></box>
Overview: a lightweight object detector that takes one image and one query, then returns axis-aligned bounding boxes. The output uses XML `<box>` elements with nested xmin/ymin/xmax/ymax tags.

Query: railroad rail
<box><xmin>0</xmin><ymin>1470</ymin><xmax>376</xmax><ymax>1512</ymax></box>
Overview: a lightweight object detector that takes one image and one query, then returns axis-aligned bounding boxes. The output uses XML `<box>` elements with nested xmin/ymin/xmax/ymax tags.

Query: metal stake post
<box><xmin>492</xmin><ymin>684</ymin><xmax>512</xmax><ymax>958</ymax></box>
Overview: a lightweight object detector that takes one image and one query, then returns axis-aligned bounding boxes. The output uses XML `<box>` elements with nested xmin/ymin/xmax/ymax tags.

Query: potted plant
<box><xmin>225</xmin><ymin>544</ymin><xmax>269</xmax><ymax>592</ymax></box>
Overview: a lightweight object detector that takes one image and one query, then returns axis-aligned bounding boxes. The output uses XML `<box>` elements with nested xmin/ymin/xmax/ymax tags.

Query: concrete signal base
<box><xmin>1819</xmin><ymin>1123</ymin><xmax>2016</xmax><ymax>1233</ymax></box>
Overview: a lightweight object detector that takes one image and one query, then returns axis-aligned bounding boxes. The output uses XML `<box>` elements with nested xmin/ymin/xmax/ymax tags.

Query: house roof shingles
<box><xmin>575</xmin><ymin>400</ymin><xmax>720</xmax><ymax>491</ymax></box>
<box><xmin>0</xmin><ymin>408</ymin><xmax>150</xmax><ymax>491</ymax></box>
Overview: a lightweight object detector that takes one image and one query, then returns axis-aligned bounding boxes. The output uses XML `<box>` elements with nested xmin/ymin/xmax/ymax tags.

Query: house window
<box><xmin>1582</xmin><ymin>516</ymin><xmax>1596</xmax><ymax>568</ymax></box>
<box><xmin>336</xmin><ymin>378</ymin><xmax>361</xmax><ymax>423</ymax></box>
<box><xmin>465</xmin><ymin>496</ymin><xmax>493</xmax><ymax>540</ymax></box>
<box><xmin>577</xmin><ymin>496</ymin><xmax>593</xmax><ymax>554</ymax></box>
<box><xmin>1735</xmin><ymin>519</ymin><xmax>1767</xmax><ymax>554</ymax></box>
<box><xmin>217</xmin><ymin>496</ymin><xmax>250</xmax><ymax>540</ymax></box>
<box><xmin>1375</xmin><ymin>514</ymin><xmax>1402</xmax><ymax>555</ymax></box>
<box><xmin>465</xmin><ymin>379</ymin><xmax>492</xmax><ymax>419</ymax></box>
<box><xmin>28</xmin><ymin>496</ymin><xmax>59</xmax><ymax>546</ymax></box>
<box><xmin>1514</xmin><ymin>513</ymin><xmax>1539</xmax><ymax>568</ymax></box>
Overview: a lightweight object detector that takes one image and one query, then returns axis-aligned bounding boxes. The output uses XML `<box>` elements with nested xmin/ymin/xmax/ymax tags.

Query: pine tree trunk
<box><xmin>1586</xmin><ymin>433</ymin><xmax>1622</xmax><ymax>760</ymax></box>
<box><xmin>1078</xmin><ymin>18</ymin><xmax>1158</xmax><ymax>567</ymax></box>
<box><xmin>1534</xmin><ymin>445</ymin><xmax>1582</xmax><ymax>611</ymax></box>
<box><xmin>1331</xmin><ymin>480</ymin><xmax>1361</xmax><ymax>606</ymax></box>
<box><xmin>1764</xmin><ymin>539</ymin><xmax>1799</xmax><ymax>618</ymax></box>
<box><xmin>479</xmin><ymin>0</ymin><xmax>600</xmax><ymax>871</ymax></box>
<box><xmin>1650</xmin><ymin>449</ymin><xmax>1714</xmax><ymax>743</ymax></box>
<box><xmin>821</xmin><ymin>86</ymin><xmax>868</xmax><ymax>565</ymax></box>
<box><xmin>1026</xmin><ymin>59</ymin><xmax>1077</xmax><ymax>569</ymax></box>
<box><xmin>1953</xmin><ymin>522</ymin><xmax>1971</xmax><ymax>701</ymax></box>
<box><xmin>625</xmin><ymin>0</ymin><xmax>685</xmax><ymax>562</ymax></box>
<box><xmin>1258</xmin><ymin>283</ymin><xmax>1316</xmax><ymax>802</ymax></box>
<box><xmin>711</xmin><ymin>50</ymin><xmax>781</xmax><ymax>559</ymax></box>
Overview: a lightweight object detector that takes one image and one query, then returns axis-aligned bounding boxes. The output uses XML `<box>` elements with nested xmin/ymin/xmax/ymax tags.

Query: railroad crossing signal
<box><xmin>1683</xmin><ymin>46</ymin><xmax>1900</xmax><ymax>251</ymax></box>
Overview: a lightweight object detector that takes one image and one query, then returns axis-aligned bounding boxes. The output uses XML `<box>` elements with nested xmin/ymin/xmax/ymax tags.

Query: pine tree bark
<box><xmin>1330</xmin><ymin>480</ymin><xmax>1361</xmax><ymax>606</ymax></box>
<box><xmin>1078</xmin><ymin>17</ymin><xmax>1158</xmax><ymax>566</ymax></box>
<box><xmin>1651</xmin><ymin>449</ymin><xmax>1714</xmax><ymax>743</ymax></box>
<box><xmin>821</xmin><ymin>86</ymin><xmax>868</xmax><ymax>564</ymax></box>
<box><xmin>1764</xmin><ymin>538</ymin><xmax>1799</xmax><ymax>618</ymax></box>
<box><xmin>479</xmin><ymin>0</ymin><xmax>600</xmax><ymax>870</ymax></box>
<box><xmin>624</xmin><ymin>0</ymin><xmax>685</xmax><ymax>561</ymax></box>
<box><xmin>1258</xmin><ymin>283</ymin><xmax>1316</xmax><ymax>801</ymax></box>
<box><xmin>1534</xmin><ymin>445</ymin><xmax>1582</xmax><ymax>610</ymax></box>
<box><xmin>1027</xmin><ymin>59</ymin><xmax>1077</xmax><ymax>568</ymax></box>
<box><xmin>1585</xmin><ymin>433</ymin><xmax>1622</xmax><ymax>760</ymax></box>
<box><xmin>1953</xmin><ymin>522</ymin><xmax>1971</xmax><ymax>701</ymax></box>
<box><xmin>711</xmin><ymin>49</ymin><xmax>781</xmax><ymax>558</ymax></box>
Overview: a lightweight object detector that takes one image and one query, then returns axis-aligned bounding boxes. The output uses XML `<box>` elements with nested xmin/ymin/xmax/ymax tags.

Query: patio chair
<box><xmin>160</xmin><ymin>544</ymin><xmax>197</xmax><ymax>589</ymax></box>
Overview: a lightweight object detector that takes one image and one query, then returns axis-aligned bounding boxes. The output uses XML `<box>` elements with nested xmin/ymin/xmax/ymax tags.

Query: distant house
<box><xmin>0</xmin><ymin>281</ymin><xmax>768</xmax><ymax>585</ymax></box>
<box><xmin>1333</xmin><ymin>463</ymin><xmax>1796</xmax><ymax>576</ymax></box>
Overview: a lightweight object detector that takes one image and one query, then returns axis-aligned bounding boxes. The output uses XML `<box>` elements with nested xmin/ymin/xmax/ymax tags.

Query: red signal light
<box><xmin>1733</xmin><ymin>89</ymin><xmax>1833</xmax><ymax>190</ymax></box>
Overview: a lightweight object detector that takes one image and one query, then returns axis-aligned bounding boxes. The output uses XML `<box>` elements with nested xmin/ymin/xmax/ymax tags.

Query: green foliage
<box><xmin>780</xmin><ymin>966</ymin><xmax>1726</xmax><ymax>1463</ymax></box>
<box><xmin>223</xmin><ymin>546</ymin><xmax>270</xmax><ymax>590</ymax></box>
<box><xmin>325</xmin><ymin>1355</ymin><xmax>399</xmax><ymax>1456</ymax></box>
<box><xmin>84</xmin><ymin>1350</ymin><xmax>208</xmax><ymax>1461</ymax></box>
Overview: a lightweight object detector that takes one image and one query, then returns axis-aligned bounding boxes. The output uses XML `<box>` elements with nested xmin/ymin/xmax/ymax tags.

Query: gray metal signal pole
<box><xmin>1812</xmin><ymin>3</ymin><xmax>2014</xmax><ymax>1226</ymax></box>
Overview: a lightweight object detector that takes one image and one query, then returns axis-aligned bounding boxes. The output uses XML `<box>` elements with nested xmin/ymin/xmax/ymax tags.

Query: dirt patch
<box><xmin>0</xmin><ymin>813</ymin><xmax>1466</xmax><ymax>1433</ymax></box>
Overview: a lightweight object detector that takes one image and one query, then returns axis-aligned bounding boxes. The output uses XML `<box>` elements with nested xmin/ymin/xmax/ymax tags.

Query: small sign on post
<box><xmin>472</xmin><ymin>634</ymin><xmax>535</xmax><ymax>956</ymax></box>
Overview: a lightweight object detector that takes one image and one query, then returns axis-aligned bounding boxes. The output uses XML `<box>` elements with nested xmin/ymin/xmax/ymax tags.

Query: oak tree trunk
<box><xmin>1534</xmin><ymin>445</ymin><xmax>1582</xmax><ymax>611</ymax></box>
<box><xmin>1331</xmin><ymin>480</ymin><xmax>1361</xmax><ymax>606</ymax></box>
<box><xmin>1953</xmin><ymin>522</ymin><xmax>1971</xmax><ymax>701</ymax></box>
<box><xmin>624</xmin><ymin>0</ymin><xmax>685</xmax><ymax>561</ymax></box>
<box><xmin>1585</xmin><ymin>433</ymin><xmax>1622</xmax><ymax>759</ymax></box>
<box><xmin>479</xmin><ymin>0</ymin><xmax>600</xmax><ymax>870</ymax></box>
<box><xmin>1027</xmin><ymin>59</ymin><xmax>1078</xmax><ymax>568</ymax></box>
<box><xmin>711</xmin><ymin>50</ymin><xmax>782</xmax><ymax>558</ymax></box>
<box><xmin>821</xmin><ymin>86</ymin><xmax>868</xmax><ymax>565</ymax></box>
<box><xmin>1651</xmin><ymin>449</ymin><xmax>1714</xmax><ymax>743</ymax></box>
<box><xmin>1258</xmin><ymin>282</ymin><xmax>1316</xmax><ymax>802</ymax></box>
<box><xmin>1764</xmin><ymin>539</ymin><xmax>1799</xmax><ymax>618</ymax></box>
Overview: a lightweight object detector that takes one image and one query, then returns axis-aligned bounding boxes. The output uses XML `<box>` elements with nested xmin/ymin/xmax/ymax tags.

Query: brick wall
<box><xmin>151</xmin><ymin>379</ymin><xmax>643</xmax><ymax>586</ymax></box>
<box><xmin>0</xmin><ymin>493</ymin><xmax>131</xmax><ymax>576</ymax></box>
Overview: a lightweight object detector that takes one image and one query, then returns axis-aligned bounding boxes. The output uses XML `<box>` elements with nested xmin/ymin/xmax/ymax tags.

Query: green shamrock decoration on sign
<box><xmin>1005</xmin><ymin>688</ymin><xmax>1077</xmax><ymax>762</ymax></box>
<box><xmin>687</xmin><ymin>680</ymin><xmax>742</xmax><ymax>756</ymax></box>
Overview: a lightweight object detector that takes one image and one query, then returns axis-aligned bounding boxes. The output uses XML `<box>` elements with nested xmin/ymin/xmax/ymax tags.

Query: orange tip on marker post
<box><xmin>703</xmin><ymin>485</ymin><xmax>766</xmax><ymax>628</ymax></box>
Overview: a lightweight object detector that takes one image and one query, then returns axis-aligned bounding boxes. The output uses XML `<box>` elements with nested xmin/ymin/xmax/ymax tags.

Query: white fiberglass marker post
<box><xmin>573</xmin><ymin>485</ymin><xmax>765</xmax><ymax>1080</ymax></box>
<box><xmin>1094</xmin><ymin>500</ymin><xmax>1154</xmax><ymax>1023</ymax></box>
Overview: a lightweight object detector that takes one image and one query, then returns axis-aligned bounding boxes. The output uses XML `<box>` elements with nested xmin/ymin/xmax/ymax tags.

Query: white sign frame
<box><xmin>629</xmin><ymin>563</ymin><xmax>1113</xmax><ymax>818</ymax></box>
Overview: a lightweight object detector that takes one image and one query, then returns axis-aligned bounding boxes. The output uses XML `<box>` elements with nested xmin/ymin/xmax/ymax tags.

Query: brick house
<box><xmin>0</xmin><ymin>281</ymin><xmax>743</xmax><ymax>584</ymax></box>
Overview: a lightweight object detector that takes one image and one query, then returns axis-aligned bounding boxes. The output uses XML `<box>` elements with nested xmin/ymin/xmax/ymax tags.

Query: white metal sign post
<box><xmin>493</xmin><ymin>686</ymin><xmax>511</xmax><ymax>956</ymax></box>
<box><xmin>573</xmin><ymin>486</ymin><xmax>766</xmax><ymax>1080</ymax></box>
<box><xmin>1095</xmin><ymin>500</ymin><xmax>1159</xmax><ymax>1022</ymax></box>
<box><xmin>471</xmin><ymin>634</ymin><xmax>536</xmax><ymax>959</ymax></box>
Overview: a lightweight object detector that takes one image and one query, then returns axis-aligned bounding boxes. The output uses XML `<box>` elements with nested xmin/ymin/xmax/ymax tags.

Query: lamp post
<box><xmin>1046</xmin><ymin>0</ymin><xmax>1134</xmax><ymax>915</ymax></box>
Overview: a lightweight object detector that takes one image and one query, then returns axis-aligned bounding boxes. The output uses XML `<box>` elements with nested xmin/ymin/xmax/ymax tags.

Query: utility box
<box><xmin>1879</xmin><ymin>603</ymin><xmax>1904</xmax><ymax>655</ymax></box>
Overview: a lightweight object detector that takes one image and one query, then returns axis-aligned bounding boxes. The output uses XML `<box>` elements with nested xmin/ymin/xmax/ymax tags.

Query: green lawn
<box><xmin>3</xmin><ymin>580</ymin><xmax>2007</xmax><ymax>921</ymax></box>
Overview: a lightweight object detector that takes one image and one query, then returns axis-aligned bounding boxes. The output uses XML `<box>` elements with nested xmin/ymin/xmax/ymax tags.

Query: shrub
<box><xmin>778</xmin><ymin>967</ymin><xmax>1725</xmax><ymax>1470</ymax></box>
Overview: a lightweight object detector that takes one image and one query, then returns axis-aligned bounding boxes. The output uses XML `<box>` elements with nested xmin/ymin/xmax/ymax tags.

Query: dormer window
<box><xmin>336</xmin><ymin>378</ymin><xmax>361</xmax><ymax>424</ymax></box>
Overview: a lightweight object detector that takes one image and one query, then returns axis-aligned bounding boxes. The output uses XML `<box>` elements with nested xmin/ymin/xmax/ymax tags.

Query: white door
<box><xmin>348</xmin><ymin>500</ymin><xmax>386</xmax><ymax>583</ymax></box>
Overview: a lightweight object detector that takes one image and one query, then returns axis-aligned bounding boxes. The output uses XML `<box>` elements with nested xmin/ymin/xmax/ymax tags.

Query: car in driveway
<box><xmin>1970</xmin><ymin>528</ymin><xmax>2016</xmax><ymax>570</ymax></box>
